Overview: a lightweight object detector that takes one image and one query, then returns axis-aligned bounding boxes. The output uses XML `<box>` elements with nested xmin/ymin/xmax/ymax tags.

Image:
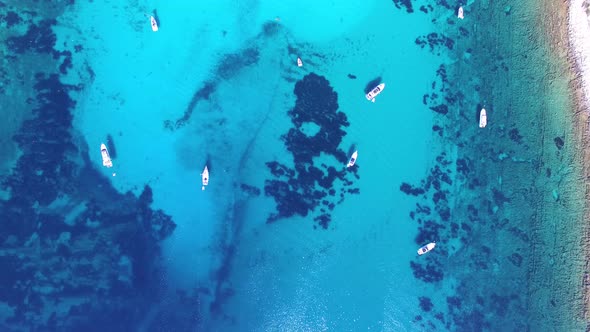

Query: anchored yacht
<box><xmin>201</xmin><ymin>166</ymin><xmax>209</xmax><ymax>190</ymax></box>
<box><xmin>150</xmin><ymin>16</ymin><xmax>159</xmax><ymax>32</ymax></box>
<box><xmin>417</xmin><ymin>242</ymin><xmax>436</xmax><ymax>255</ymax></box>
<box><xmin>297</xmin><ymin>57</ymin><xmax>303</xmax><ymax>67</ymax></box>
<box><xmin>366</xmin><ymin>83</ymin><xmax>385</xmax><ymax>102</ymax></box>
<box><xmin>479</xmin><ymin>108</ymin><xmax>487</xmax><ymax>128</ymax></box>
<box><xmin>458</xmin><ymin>6</ymin><xmax>464</xmax><ymax>19</ymax></box>
<box><xmin>101</xmin><ymin>143</ymin><xmax>113</xmax><ymax>168</ymax></box>
<box><xmin>347</xmin><ymin>150</ymin><xmax>358</xmax><ymax>168</ymax></box>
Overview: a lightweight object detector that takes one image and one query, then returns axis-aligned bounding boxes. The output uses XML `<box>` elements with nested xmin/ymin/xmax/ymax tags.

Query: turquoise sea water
<box><xmin>1</xmin><ymin>0</ymin><xmax>586</xmax><ymax>331</ymax></box>
<box><xmin>71</xmin><ymin>0</ymin><xmax>442</xmax><ymax>328</ymax></box>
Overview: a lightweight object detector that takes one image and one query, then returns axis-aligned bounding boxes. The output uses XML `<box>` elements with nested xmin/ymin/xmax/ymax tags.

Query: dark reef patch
<box><xmin>492</xmin><ymin>188</ymin><xmax>510</xmax><ymax>206</ymax></box>
<box><xmin>554</xmin><ymin>136</ymin><xmax>564</xmax><ymax>150</ymax></box>
<box><xmin>9</xmin><ymin>73</ymin><xmax>79</xmax><ymax>206</ymax></box>
<box><xmin>391</xmin><ymin>0</ymin><xmax>414</xmax><ymax>13</ymax></box>
<box><xmin>419</xmin><ymin>296</ymin><xmax>434</xmax><ymax>312</ymax></box>
<box><xmin>56</xmin><ymin>50</ymin><xmax>73</xmax><ymax>74</ymax></box>
<box><xmin>400</xmin><ymin>182</ymin><xmax>425</xmax><ymax>196</ymax></box>
<box><xmin>430</xmin><ymin>104</ymin><xmax>448</xmax><ymax>115</ymax></box>
<box><xmin>419</xmin><ymin>5</ymin><xmax>430</xmax><ymax>14</ymax></box>
<box><xmin>508</xmin><ymin>127</ymin><xmax>523</xmax><ymax>144</ymax></box>
<box><xmin>507</xmin><ymin>252</ymin><xmax>523</xmax><ymax>267</ymax></box>
<box><xmin>0</xmin><ymin>72</ymin><xmax>177</xmax><ymax>330</ymax></box>
<box><xmin>4</xmin><ymin>10</ymin><xmax>22</xmax><ymax>28</ymax></box>
<box><xmin>410</xmin><ymin>260</ymin><xmax>444</xmax><ymax>283</ymax></box>
<box><xmin>6</xmin><ymin>19</ymin><xmax>57</xmax><ymax>54</ymax></box>
<box><xmin>415</xmin><ymin>33</ymin><xmax>454</xmax><ymax>53</ymax></box>
<box><xmin>263</xmin><ymin>73</ymin><xmax>357</xmax><ymax>228</ymax></box>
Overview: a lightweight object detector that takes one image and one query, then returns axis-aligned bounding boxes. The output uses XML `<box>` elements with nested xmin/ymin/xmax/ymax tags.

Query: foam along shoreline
<box><xmin>569</xmin><ymin>0</ymin><xmax>590</xmax><ymax>105</ymax></box>
<box><xmin>568</xmin><ymin>0</ymin><xmax>590</xmax><ymax>320</ymax></box>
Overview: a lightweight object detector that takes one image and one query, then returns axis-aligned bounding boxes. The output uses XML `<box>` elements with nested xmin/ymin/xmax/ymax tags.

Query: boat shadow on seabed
<box><xmin>152</xmin><ymin>9</ymin><xmax>160</xmax><ymax>27</ymax></box>
<box><xmin>364</xmin><ymin>76</ymin><xmax>382</xmax><ymax>94</ymax></box>
<box><xmin>106</xmin><ymin>134</ymin><xmax>118</xmax><ymax>159</ymax></box>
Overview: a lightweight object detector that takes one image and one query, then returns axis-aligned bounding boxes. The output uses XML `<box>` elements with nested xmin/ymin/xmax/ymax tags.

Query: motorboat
<box><xmin>479</xmin><ymin>108</ymin><xmax>487</xmax><ymax>128</ymax></box>
<box><xmin>150</xmin><ymin>15</ymin><xmax>159</xmax><ymax>32</ymax></box>
<box><xmin>366</xmin><ymin>83</ymin><xmax>385</xmax><ymax>102</ymax></box>
<box><xmin>347</xmin><ymin>150</ymin><xmax>358</xmax><ymax>168</ymax></box>
<box><xmin>101</xmin><ymin>143</ymin><xmax>113</xmax><ymax>168</ymax></box>
<box><xmin>417</xmin><ymin>242</ymin><xmax>436</xmax><ymax>255</ymax></box>
<box><xmin>201</xmin><ymin>166</ymin><xmax>209</xmax><ymax>190</ymax></box>
<box><xmin>458</xmin><ymin>6</ymin><xmax>464</xmax><ymax>19</ymax></box>
<box><xmin>297</xmin><ymin>57</ymin><xmax>303</xmax><ymax>67</ymax></box>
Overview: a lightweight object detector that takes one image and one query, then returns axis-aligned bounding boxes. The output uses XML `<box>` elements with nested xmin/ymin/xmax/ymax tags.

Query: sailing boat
<box><xmin>347</xmin><ymin>150</ymin><xmax>358</xmax><ymax>168</ymax></box>
<box><xmin>201</xmin><ymin>166</ymin><xmax>209</xmax><ymax>190</ymax></box>
<box><xmin>150</xmin><ymin>15</ymin><xmax>159</xmax><ymax>32</ymax></box>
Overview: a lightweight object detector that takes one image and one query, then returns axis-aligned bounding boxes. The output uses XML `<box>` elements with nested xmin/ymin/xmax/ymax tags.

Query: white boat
<box><xmin>347</xmin><ymin>150</ymin><xmax>358</xmax><ymax>168</ymax></box>
<box><xmin>201</xmin><ymin>166</ymin><xmax>209</xmax><ymax>190</ymax></box>
<box><xmin>150</xmin><ymin>16</ymin><xmax>159</xmax><ymax>32</ymax></box>
<box><xmin>366</xmin><ymin>83</ymin><xmax>385</xmax><ymax>102</ymax></box>
<box><xmin>417</xmin><ymin>242</ymin><xmax>436</xmax><ymax>255</ymax></box>
<box><xmin>479</xmin><ymin>108</ymin><xmax>487</xmax><ymax>128</ymax></box>
<box><xmin>297</xmin><ymin>57</ymin><xmax>303</xmax><ymax>67</ymax></box>
<box><xmin>101</xmin><ymin>143</ymin><xmax>113</xmax><ymax>168</ymax></box>
<box><xmin>458</xmin><ymin>6</ymin><xmax>464</xmax><ymax>19</ymax></box>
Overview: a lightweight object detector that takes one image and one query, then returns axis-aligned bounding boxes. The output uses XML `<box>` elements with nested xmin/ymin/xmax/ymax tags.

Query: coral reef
<box><xmin>0</xmin><ymin>8</ymin><xmax>177</xmax><ymax>329</ymax></box>
<box><xmin>391</xmin><ymin>0</ymin><xmax>415</xmax><ymax>13</ymax></box>
<box><xmin>0</xmin><ymin>72</ymin><xmax>177</xmax><ymax>331</ymax></box>
<box><xmin>264</xmin><ymin>73</ymin><xmax>358</xmax><ymax>228</ymax></box>
<box><xmin>415</xmin><ymin>33</ymin><xmax>455</xmax><ymax>53</ymax></box>
<box><xmin>6</xmin><ymin>19</ymin><xmax>57</xmax><ymax>54</ymax></box>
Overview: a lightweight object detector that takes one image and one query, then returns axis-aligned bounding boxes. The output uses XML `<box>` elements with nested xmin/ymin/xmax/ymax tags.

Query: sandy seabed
<box><xmin>439</xmin><ymin>0</ymin><xmax>589</xmax><ymax>329</ymax></box>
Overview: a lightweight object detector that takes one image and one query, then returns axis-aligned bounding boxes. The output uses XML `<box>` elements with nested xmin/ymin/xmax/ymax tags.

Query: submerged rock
<box><xmin>0</xmin><ymin>71</ymin><xmax>177</xmax><ymax>330</ymax></box>
<box><xmin>419</xmin><ymin>296</ymin><xmax>434</xmax><ymax>312</ymax></box>
<box><xmin>263</xmin><ymin>73</ymin><xmax>356</xmax><ymax>228</ymax></box>
<box><xmin>391</xmin><ymin>0</ymin><xmax>414</xmax><ymax>13</ymax></box>
<box><xmin>554</xmin><ymin>136</ymin><xmax>564</xmax><ymax>150</ymax></box>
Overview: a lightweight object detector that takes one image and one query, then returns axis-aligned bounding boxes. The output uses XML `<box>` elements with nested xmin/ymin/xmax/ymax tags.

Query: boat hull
<box><xmin>417</xmin><ymin>242</ymin><xmax>436</xmax><ymax>255</ymax></box>
<box><xmin>201</xmin><ymin>166</ymin><xmax>209</xmax><ymax>190</ymax></box>
<box><xmin>347</xmin><ymin>151</ymin><xmax>358</xmax><ymax>168</ymax></box>
<box><xmin>150</xmin><ymin>16</ymin><xmax>159</xmax><ymax>32</ymax></box>
<box><xmin>366</xmin><ymin>83</ymin><xmax>385</xmax><ymax>102</ymax></box>
<box><xmin>101</xmin><ymin>143</ymin><xmax>113</xmax><ymax>168</ymax></box>
<box><xmin>479</xmin><ymin>108</ymin><xmax>487</xmax><ymax>128</ymax></box>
